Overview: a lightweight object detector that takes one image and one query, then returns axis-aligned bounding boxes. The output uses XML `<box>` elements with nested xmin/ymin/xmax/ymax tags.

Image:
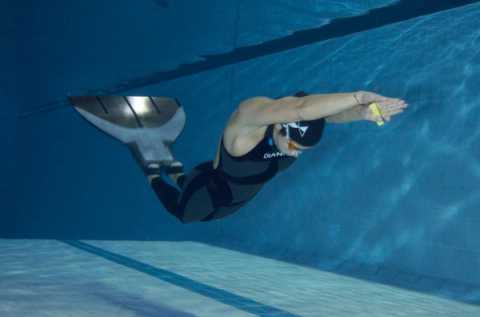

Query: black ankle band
<box><xmin>164</xmin><ymin>164</ymin><xmax>184</xmax><ymax>175</ymax></box>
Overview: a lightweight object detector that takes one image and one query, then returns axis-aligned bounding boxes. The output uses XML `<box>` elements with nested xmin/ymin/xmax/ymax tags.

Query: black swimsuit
<box><xmin>151</xmin><ymin>125</ymin><xmax>296</xmax><ymax>223</ymax></box>
<box><xmin>205</xmin><ymin>125</ymin><xmax>296</xmax><ymax>220</ymax></box>
<box><xmin>151</xmin><ymin>90</ymin><xmax>323</xmax><ymax>223</ymax></box>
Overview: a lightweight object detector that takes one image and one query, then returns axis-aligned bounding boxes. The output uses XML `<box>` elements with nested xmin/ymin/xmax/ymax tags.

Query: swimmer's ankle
<box><xmin>146</xmin><ymin>161</ymin><xmax>184</xmax><ymax>186</ymax></box>
<box><xmin>147</xmin><ymin>174</ymin><xmax>161</xmax><ymax>184</ymax></box>
<box><xmin>168</xmin><ymin>171</ymin><xmax>185</xmax><ymax>187</ymax></box>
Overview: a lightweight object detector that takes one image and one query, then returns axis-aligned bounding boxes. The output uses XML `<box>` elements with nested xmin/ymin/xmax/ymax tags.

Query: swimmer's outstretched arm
<box><xmin>299</xmin><ymin>91</ymin><xmax>406</xmax><ymax>122</ymax></box>
<box><xmin>237</xmin><ymin>91</ymin><xmax>406</xmax><ymax>127</ymax></box>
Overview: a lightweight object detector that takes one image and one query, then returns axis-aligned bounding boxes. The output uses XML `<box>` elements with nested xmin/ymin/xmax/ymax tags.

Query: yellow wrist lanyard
<box><xmin>368</xmin><ymin>103</ymin><xmax>384</xmax><ymax>126</ymax></box>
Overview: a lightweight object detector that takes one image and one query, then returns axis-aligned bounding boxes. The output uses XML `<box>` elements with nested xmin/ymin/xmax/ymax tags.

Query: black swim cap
<box><xmin>279</xmin><ymin>91</ymin><xmax>325</xmax><ymax>147</ymax></box>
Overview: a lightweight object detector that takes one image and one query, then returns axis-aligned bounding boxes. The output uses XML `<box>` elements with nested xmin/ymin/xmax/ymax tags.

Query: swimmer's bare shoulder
<box><xmin>213</xmin><ymin>96</ymin><xmax>304</xmax><ymax>168</ymax></box>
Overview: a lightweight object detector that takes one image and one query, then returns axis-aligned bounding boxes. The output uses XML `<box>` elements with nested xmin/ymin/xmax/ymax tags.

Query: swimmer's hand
<box><xmin>355</xmin><ymin>91</ymin><xmax>408</xmax><ymax>123</ymax></box>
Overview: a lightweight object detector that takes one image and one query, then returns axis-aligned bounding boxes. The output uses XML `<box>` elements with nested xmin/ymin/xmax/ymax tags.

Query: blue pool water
<box><xmin>2</xmin><ymin>1</ymin><xmax>480</xmax><ymax>315</ymax></box>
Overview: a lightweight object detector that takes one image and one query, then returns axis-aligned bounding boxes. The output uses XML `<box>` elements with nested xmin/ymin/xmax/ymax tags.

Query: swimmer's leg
<box><xmin>150</xmin><ymin>162</ymin><xmax>218</xmax><ymax>223</ymax></box>
<box><xmin>147</xmin><ymin>161</ymin><xmax>185</xmax><ymax>186</ymax></box>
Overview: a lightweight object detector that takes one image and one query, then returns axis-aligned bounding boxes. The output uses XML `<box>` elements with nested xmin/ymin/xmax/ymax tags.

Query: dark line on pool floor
<box><xmin>61</xmin><ymin>240</ymin><xmax>302</xmax><ymax>317</ymax></box>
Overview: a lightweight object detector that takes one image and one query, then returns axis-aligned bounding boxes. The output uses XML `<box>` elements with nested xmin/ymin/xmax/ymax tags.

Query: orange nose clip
<box><xmin>288</xmin><ymin>140</ymin><xmax>302</xmax><ymax>151</ymax></box>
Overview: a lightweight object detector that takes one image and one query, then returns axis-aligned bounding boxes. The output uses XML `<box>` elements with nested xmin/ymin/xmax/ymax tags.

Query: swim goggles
<box><xmin>280</xmin><ymin>123</ymin><xmax>305</xmax><ymax>152</ymax></box>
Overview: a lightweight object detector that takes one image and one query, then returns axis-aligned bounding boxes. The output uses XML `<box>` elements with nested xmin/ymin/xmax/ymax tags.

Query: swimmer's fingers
<box><xmin>379</xmin><ymin>101</ymin><xmax>408</xmax><ymax>121</ymax></box>
<box><xmin>382</xmin><ymin>108</ymin><xmax>405</xmax><ymax>122</ymax></box>
<box><xmin>363</xmin><ymin>101</ymin><xmax>407</xmax><ymax>123</ymax></box>
<box><xmin>378</xmin><ymin>98</ymin><xmax>408</xmax><ymax>108</ymax></box>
